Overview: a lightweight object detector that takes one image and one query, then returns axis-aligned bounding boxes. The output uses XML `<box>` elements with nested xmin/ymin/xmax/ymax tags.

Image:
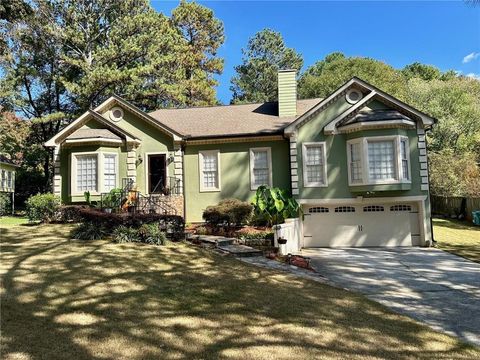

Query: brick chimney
<box><xmin>278</xmin><ymin>69</ymin><xmax>297</xmax><ymax>117</ymax></box>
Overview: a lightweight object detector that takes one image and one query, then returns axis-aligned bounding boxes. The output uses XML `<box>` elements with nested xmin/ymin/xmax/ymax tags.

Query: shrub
<box><xmin>76</xmin><ymin>208</ymin><xmax>184</xmax><ymax>238</ymax></box>
<box><xmin>203</xmin><ymin>198</ymin><xmax>253</xmax><ymax>228</ymax></box>
<box><xmin>237</xmin><ymin>228</ymin><xmax>274</xmax><ymax>241</ymax></box>
<box><xmin>0</xmin><ymin>193</ymin><xmax>11</xmax><ymax>216</ymax></box>
<box><xmin>58</xmin><ymin>205</ymin><xmax>85</xmax><ymax>223</ymax></box>
<box><xmin>26</xmin><ymin>193</ymin><xmax>61</xmax><ymax>223</ymax></box>
<box><xmin>113</xmin><ymin>225</ymin><xmax>140</xmax><ymax>244</ymax></box>
<box><xmin>71</xmin><ymin>222</ymin><xmax>108</xmax><ymax>240</ymax></box>
<box><xmin>195</xmin><ymin>225</ymin><xmax>210</xmax><ymax>235</ymax></box>
<box><xmin>139</xmin><ymin>223</ymin><xmax>167</xmax><ymax>245</ymax></box>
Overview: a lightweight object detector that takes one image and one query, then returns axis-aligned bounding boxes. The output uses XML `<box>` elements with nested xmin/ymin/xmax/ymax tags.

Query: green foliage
<box><xmin>230</xmin><ymin>29</ymin><xmax>303</xmax><ymax>103</ymax></box>
<box><xmin>71</xmin><ymin>222</ymin><xmax>107</xmax><ymax>241</ymax></box>
<box><xmin>139</xmin><ymin>223</ymin><xmax>167</xmax><ymax>245</ymax></box>
<box><xmin>0</xmin><ymin>193</ymin><xmax>11</xmax><ymax>216</ymax></box>
<box><xmin>202</xmin><ymin>198</ymin><xmax>253</xmax><ymax>227</ymax></box>
<box><xmin>251</xmin><ymin>186</ymin><xmax>301</xmax><ymax>226</ymax></box>
<box><xmin>195</xmin><ymin>225</ymin><xmax>210</xmax><ymax>235</ymax></box>
<box><xmin>237</xmin><ymin>229</ymin><xmax>274</xmax><ymax>241</ymax></box>
<box><xmin>25</xmin><ymin>193</ymin><xmax>61</xmax><ymax>223</ymax></box>
<box><xmin>298</xmin><ymin>53</ymin><xmax>407</xmax><ymax>100</ymax></box>
<box><xmin>401</xmin><ymin>62</ymin><xmax>442</xmax><ymax>81</ymax></box>
<box><xmin>113</xmin><ymin>223</ymin><xmax>167</xmax><ymax>245</ymax></box>
<box><xmin>405</xmin><ymin>77</ymin><xmax>480</xmax><ymax>155</ymax></box>
<box><xmin>429</xmin><ymin>150</ymin><xmax>480</xmax><ymax>197</ymax></box>
<box><xmin>84</xmin><ymin>191</ymin><xmax>91</xmax><ymax>206</ymax></box>
<box><xmin>112</xmin><ymin>225</ymin><xmax>140</xmax><ymax>244</ymax></box>
<box><xmin>102</xmin><ymin>188</ymin><xmax>124</xmax><ymax>209</ymax></box>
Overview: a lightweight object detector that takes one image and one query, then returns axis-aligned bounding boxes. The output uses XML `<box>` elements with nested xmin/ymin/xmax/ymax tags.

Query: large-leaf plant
<box><xmin>251</xmin><ymin>185</ymin><xmax>302</xmax><ymax>226</ymax></box>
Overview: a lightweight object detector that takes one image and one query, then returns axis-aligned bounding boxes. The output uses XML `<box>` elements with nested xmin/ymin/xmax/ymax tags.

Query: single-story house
<box><xmin>45</xmin><ymin>71</ymin><xmax>435</xmax><ymax>247</ymax></box>
<box><xmin>0</xmin><ymin>155</ymin><xmax>19</xmax><ymax>214</ymax></box>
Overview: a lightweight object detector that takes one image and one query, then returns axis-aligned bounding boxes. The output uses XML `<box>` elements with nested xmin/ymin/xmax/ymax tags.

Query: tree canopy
<box><xmin>0</xmin><ymin>0</ymin><xmax>225</xmax><ymax>194</ymax></box>
<box><xmin>230</xmin><ymin>29</ymin><xmax>303</xmax><ymax>104</ymax></box>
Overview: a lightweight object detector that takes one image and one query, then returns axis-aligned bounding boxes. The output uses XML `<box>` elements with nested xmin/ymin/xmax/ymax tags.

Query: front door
<box><xmin>148</xmin><ymin>154</ymin><xmax>166</xmax><ymax>194</ymax></box>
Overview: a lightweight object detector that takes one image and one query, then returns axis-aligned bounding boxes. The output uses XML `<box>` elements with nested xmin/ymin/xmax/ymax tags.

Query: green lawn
<box><xmin>1</xmin><ymin>223</ymin><xmax>478</xmax><ymax>359</ymax></box>
<box><xmin>0</xmin><ymin>216</ymin><xmax>29</xmax><ymax>226</ymax></box>
<box><xmin>433</xmin><ymin>217</ymin><xmax>480</xmax><ymax>263</ymax></box>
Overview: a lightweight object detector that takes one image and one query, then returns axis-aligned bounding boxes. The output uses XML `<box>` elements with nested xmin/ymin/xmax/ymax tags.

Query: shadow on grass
<box><xmin>1</xmin><ymin>224</ymin><xmax>478</xmax><ymax>359</ymax></box>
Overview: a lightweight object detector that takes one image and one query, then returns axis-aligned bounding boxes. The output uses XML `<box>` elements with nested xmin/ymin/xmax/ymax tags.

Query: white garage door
<box><xmin>303</xmin><ymin>203</ymin><xmax>420</xmax><ymax>247</ymax></box>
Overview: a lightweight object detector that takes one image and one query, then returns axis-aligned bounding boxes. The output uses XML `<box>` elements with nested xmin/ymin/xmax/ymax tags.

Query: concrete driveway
<box><xmin>301</xmin><ymin>247</ymin><xmax>480</xmax><ymax>346</ymax></box>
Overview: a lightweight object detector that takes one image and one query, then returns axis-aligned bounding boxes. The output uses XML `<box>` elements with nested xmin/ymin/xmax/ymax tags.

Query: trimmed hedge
<box><xmin>203</xmin><ymin>198</ymin><xmax>253</xmax><ymax>227</ymax></box>
<box><xmin>76</xmin><ymin>208</ymin><xmax>184</xmax><ymax>240</ymax></box>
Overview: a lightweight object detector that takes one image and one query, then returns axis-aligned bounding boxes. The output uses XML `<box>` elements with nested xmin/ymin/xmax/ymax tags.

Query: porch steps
<box><xmin>196</xmin><ymin>235</ymin><xmax>262</xmax><ymax>257</ymax></box>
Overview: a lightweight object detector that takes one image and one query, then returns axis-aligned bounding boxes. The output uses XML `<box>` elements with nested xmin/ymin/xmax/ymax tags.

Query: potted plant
<box><xmin>102</xmin><ymin>188</ymin><xmax>122</xmax><ymax>213</ymax></box>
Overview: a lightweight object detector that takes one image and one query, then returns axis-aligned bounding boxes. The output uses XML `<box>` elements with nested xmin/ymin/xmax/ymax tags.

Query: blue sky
<box><xmin>152</xmin><ymin>0</ymin><xmax>480</xmax><ymax>104</ymax></box>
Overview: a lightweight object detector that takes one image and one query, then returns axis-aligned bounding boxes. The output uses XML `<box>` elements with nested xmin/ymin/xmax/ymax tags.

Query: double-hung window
<box><xmin>76</xmin><ymin>154</ymin><xmax>98</xmax><ymax>193</ymax></box>
<box><xmin>349</xmin><ymin>141</ymin><xmax>363</xmax><ymax>183</ymax></box>
<box><xmin>1</xmin><ymin>170</ymin><xmax>5</xmax><ymax>189</ymax></box>
<box><xmin>6</xmin><ymin>171</ymin><xmax>12</xmax><ymax>189</ymax></box>
<box><xmin>347</xmin><ymin>136</ymin><xmax>411</xmax><ymax>185</ymax></box>
<box><xmin>400</xmin><ymin>137</ymin><xmax>410</xmax><ymax>180</ymax></box>
<box><xmin>103</xmin><ymin>154</ymin><xmax>117</xmax><ymax>192</ymax></box>
<box><xmin>250</xmin><ymin>148</ymin><xmax>272</xmax><ymax>190</ymax></box>
<box><xmin>302</xmin><ymin>142</ymin><xmax>327</xmax><ymax>187</ymax></box>
<box><xmin>199</xmin><ymin>150</ymin><xmax>220</xmax><ymax>191</ymax></box>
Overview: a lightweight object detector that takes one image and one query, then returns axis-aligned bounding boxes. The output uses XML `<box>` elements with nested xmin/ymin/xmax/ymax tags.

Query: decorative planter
<box><xmin>277</xmin><ymin>237</ymin><xmax>287</xmax><ymax>245</ymax></box>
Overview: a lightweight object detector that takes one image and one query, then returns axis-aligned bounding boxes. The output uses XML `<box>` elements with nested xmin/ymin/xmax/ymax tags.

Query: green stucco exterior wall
<box><xmin>183</xmin><ymin>140</ymin><xmax>290</xmax><ymax>222</ymax></box>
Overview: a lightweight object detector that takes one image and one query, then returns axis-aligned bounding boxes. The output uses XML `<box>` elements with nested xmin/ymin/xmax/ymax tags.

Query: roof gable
<box><xmin>285</xmin><ymin>77</ymin><xmax>436</xmax><ymax>136</ymax></box>
<box><xmin>95</xmin><ymin>95</ymin><xmax>182</xmax><ymax>141</ymax></box>
<box><xmin>44</xmin><ymin>110</ymin><xmax>139</xmax><ymax>147</ymax></box>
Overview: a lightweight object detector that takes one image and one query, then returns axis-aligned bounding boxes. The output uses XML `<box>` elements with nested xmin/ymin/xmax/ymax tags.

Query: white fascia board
<box><xmin>324</xmin><ymin>91</ymin><xmax>376</xmax><ymax>134</ymax></box>
<box><xmin>337</xmin><ymin>119</ymin><xmax>416</xmax><ymax>133</ymax></box>
<box><xmin>44</xmin><ymin>111</ymin><xmax>92</xmax><ymax>147</ymax></box>
<box><xmin>97</xmin><ymin>95</ymin><xmax>183</xmax><ymax>141</ymax></box>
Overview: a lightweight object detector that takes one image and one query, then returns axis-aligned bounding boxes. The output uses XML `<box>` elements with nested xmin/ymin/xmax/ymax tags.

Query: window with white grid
<box><xmin>103</xmin><ymin>154</ymin><xmax>117</xmax><ymax>192</ymax></box>
<box><xmin>76</xmin><ymin>155</ymin><xmax>98</xmax><ymax>192</ymax></box>
<box><xmin>367</xmin><ymin>140</ymin><xmax>396</xmax><ymax>180</ymax></box>
<box><xmin>200</xmin><ymin>151</ymin><xmax>219</xmax><ymax>191</ymax></box>
<box><xmin>400</xmin><ymin>138</ymin><xmax>409</xmax><ymax>180</ymax></box>
<box><xmin>303</xmin><ymin>143</ymin><xmax>326</xmax><ymax>186</ymax></box>
<box><xmin>349</xmin><ymin>142</ymin><xmax>362</xmax><ymax>183</ymax></box>
<box><xmin>6</xmin><ymin>171</ymin><xmax>12</xmax><ymax>188</ymax></box>
<box><xmin>250</xmin><ymin>148</ymin><xmax>271</xmax><ymax>189</ymax></box>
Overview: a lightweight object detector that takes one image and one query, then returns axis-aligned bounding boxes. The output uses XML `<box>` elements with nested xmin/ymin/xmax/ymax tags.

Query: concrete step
<box><xmin>217</xmin><ymin>244</ymin><xmax>263</xmax><ymax>257</ymax></box>
<box><xmin>197</xmin><ymin>235</ymin><xmax>235</xmax><ymax>247</ymax></box>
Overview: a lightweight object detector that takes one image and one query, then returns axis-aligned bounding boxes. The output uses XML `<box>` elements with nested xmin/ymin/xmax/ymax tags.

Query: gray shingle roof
<box><xmin>340</xmin><ymin>109</ymin><xmax>414</xmax><ymax>127</ymax></box>
<box><xmin>67</xmin><ymin>128</ymin><xmax>122</xmax><ymax>141</ymax></box>
<box><xmin>148</xmin><ymin>99</ymin><xmax>322</xmax><ymax>138</ymax></box>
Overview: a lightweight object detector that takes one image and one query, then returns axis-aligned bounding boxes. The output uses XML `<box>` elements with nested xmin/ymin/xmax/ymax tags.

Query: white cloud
<box><xmin>466</xmin><ymin>73</ymin><xmax>480</xmax><ymax>81</ymax></box>
<box><xmin>462</xmin><ymin>52</ymin><xmax>479</xmax><ymax>63</ymax></box>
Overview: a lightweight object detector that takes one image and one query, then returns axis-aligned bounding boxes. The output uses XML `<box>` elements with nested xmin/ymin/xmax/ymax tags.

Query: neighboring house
<box><xmin>0</xmin><ymin>155</ymin><xmax>19</xmax><ymax>214</ymax></box>
<box><xmin>45</xmin><ymin>71</ymin><xmax>436</xmax><ymax>247</ymax></box>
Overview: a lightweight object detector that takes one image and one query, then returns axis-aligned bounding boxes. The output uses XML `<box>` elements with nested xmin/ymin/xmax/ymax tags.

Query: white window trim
<box><xmin>144</xmin><ymin>152</ymin><xmax>169</xmax><ymax>195</ymax></box>
<box><xmin>302</xmin><ymin>142</ymin><xmax>328</xmax><ymax>188</ymax></box>
<box><xmin>347</xmin><ymin>135</ymin><xmax>412</xmax><ymax>186</ymax></box>
<box><xmin>249</xmin><ymin>147</ymin><xmax>272</xmax><ymax>190</ymax></box>
<box><xmin>199</xmin><ymin>150</ymin><xmax>221</xmax><ymax>192</ymax></box>
<box><xmin>103</xmin><ymin>152</ymin><xmax>119</xmax><ymax>192</ymax></box>
<box><xmin>70</xmin><ymin>151</ymin><xmax>119</xmax><ymax>196</ymax></box>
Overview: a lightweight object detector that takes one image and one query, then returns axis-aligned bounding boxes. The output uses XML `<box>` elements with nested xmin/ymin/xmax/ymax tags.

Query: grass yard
<box><xmin>0</xmin><ymin>216</ymin><xmax>29</xmax><ymax>226</ymax></box>
<box><xmin>1</xmin><ymin>224</ymin><xmax>478</xmax><ymax>360</ymax></box>
<box><xmin>433</xmin><ymin>217</ymin><xmax>480</xmax><ymax>263</ymax></box>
